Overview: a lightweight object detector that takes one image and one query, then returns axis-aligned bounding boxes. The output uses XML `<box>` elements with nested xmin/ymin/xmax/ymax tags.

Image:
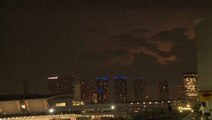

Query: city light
<box><xmin>48</xmin><ymin>77</ymin><xmax>58</xmax><ymax>79</ymax></box>
<box><xmin>49</xmin><ymin>108</ymin><xmax>54</xmax><ymax>113</ymax></box>
<box><xmin>111</xmin><ymin>105</ymin><xmax>115</xmax><ymax>110</ymax></box>
<box><xmin>21</xmin><ymin>105</ymin><xmax>26</xmax><ymax>109</ymax></box>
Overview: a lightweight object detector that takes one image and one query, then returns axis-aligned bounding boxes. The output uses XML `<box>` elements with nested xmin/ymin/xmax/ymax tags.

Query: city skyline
<box><xmin>45</xmin><ymin>74</ymin><xmax>197</xmax><ymax>101</ymax></box>
<box><xmin>1</xmin><ymin>0</ymin><xmax>212</xmax><ymax>99</ymax></box>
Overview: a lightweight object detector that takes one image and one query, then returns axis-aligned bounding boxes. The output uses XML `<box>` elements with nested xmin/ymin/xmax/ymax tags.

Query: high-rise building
<box><xmin>134</xmin><ymin>78</ymin><xmax>145</xmax><ymax>101</ymax></box>
<box><xmin>183</xmin><ymin>73</ymin><xmax>199</xmax><ymax>101</ymax></box>
<box><xmin>48</xmin><ymin>76</ymin><xmax>80</xmax><ymax>99</ymax></box>
<box><xmin>114</xmin><ymin>76</ymin><xmax>128</xmax><ymax>103</ymax></box>
<box><xmin>48</xmin><ymin>75</ymin><xmax>92</xmax><ymax>101</ymax></box>
<box><xmin>176</xmin><ymin>85</ymin><xmax>185</xmax><ymax>101</ymax></box>
<box><xmin>96</xmin><ymin>77</ymin><xmax>109</xmax><ymax>103</ymax></box>
<box><xmin>80</xmin><ymin>80</ymin><xmax>93</xmax><ymax>102</ymax></box>
<box><xmin>158</xmin><ymin>80</ymin><xmax>169</xmax><ymax>101</ymax></box>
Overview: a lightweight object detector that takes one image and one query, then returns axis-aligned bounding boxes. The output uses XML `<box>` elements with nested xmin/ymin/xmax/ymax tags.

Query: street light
<box><xmin>49</xmin><ymin>108</ymin><xmax>54</xmax><ymax>113</ymax></box>
<box><xmin>111</xmin><ymin>105</ymin><xmax>115</xmax><ymax>110</ymax></box>
<box><xmin>21</xmin><ymin>105</ymin><xmax>26</xmax><ymax>109</ymax></box>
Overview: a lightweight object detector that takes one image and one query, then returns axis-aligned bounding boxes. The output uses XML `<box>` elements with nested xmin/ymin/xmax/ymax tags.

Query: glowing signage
<box><xmin>48</xmin><ymin>77</ymin><xmax>58</xmax><ymax>79</ymax></box>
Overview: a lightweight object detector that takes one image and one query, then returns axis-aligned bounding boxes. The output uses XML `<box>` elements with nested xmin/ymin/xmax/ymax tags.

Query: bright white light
<box><xmin>49</xmin><ymin>108</ymin><xmax>54</xmax><ymax>113</ymax></box>
<box><xmin>149</xmin><ymin>102</ymin><xmax>152</xmax><ymax>104</ymax></box>
<box><xmin>137</xmin><ymin>102</ymin><xmax>139</xmax><ymax>104</ymax></box>
<box><xmin>130</xmin><ymin>102</ymin><xmax>133</xmax><ymax>105</ymax></box>
<box><xmin>182</xmin><ymin>107</ymin><xmax>192</xmax><ymax>110</ymax></box>
<box><xmin>187</xmin><ymin>104</ymin><xmax>190</xmax><ymax>108</ymax></box>
<box><xmin>111</xmin><ymin>105</ymin><xmax>115</xmax><ymax>110</ymax></box>
<box><xmin>143</xmin><ymin>102</ymin><xmax>145</xmax><ymax>104</ymax></box>
<box><xmin>48</xmin><ymin>77</ymin><xmax>58</xmax><ymax>79</ymax></box>
<box><xmin>21</xmin><ymin>105</ymin><xmax>26</xmax><ymax>109</ymax></box>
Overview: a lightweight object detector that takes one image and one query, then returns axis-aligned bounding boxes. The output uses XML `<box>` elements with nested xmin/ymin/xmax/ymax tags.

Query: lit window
<box><xmin>55</xmin><ymin>102</ymin><xmax>66</xmax><ymax>107</ymax></box>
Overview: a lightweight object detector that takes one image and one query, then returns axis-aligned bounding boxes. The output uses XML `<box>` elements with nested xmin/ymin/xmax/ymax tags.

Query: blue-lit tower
<box><xmin>114</xmin><ymin>76</ymin><xmax>128</xmax><ymax>103</ymax></box>
<box><xmin>96</xmin><ymin>77</ymin><xmax>109</xmax><ymax>103</ymax></box>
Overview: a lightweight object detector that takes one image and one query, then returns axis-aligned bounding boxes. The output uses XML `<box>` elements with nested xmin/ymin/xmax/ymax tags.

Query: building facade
<box><xmin>114</xmin><ymin>76</ymin><xmax>128</xmax><ymax>103</ymax></box>
<box><xmin>134</xmin><ymin>78</ymin><xmax>146</xmax><ymax>101</ymax></box>
<box><xmin>176</xmin><ymin>85</ymin><xmax>185</xmax><ymax>101</ymax></box>
<box><xmin>183</xmin><ymin>73</ymin><xmax>199</xmax><ymax>101</ymax></box>
<box><xmin>96</xmin><ymin>77</ymin><xmax>109</xmax><ymax>103</ymax></box>
<box><xmin>158</xmin><ymin>80</ymin><xmax>169</xmax><ymax>101</ymax></box>
<box><xmin>80</xmin><ymin>80</ymin><xmax>93</xmax><ymax>102</ymax></box>
<box><xmin>48</xmin><ymin>76</ymin><xmax>92</xmax><ymax>101</ymax></box>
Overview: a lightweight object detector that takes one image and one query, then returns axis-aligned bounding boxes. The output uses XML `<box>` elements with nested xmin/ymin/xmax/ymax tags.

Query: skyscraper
<box><xmin>48</xmin><ymin>76</ymin><xmax>80</xmax><ymax>98</ymax></box>
<box><xmin>48</xmin><ymin>75</ymin><xmax>92</xmax><ymax>101</ymax></box>
<box><xmin>183</xmin><ymin>73</ymin><xmax>199</xmax><ymax>101</ymax></box>
<box><xmin>176</xmin><ymin>85</ymin><xmax>185</xmax><ymax>101</ymax></box>
<box><xmin>158</xmin><ymin>80</ymin><xmax>169</xmax><ymax>101</ymax></box>
<box><xmin>96</xmin><ymin>77</ymin><xmax>109</xmax><ymax>103</ymax></box>
<box><xmin>134</xmin><ymin>78</ymin><xmax>146</xmax><ymax>101</ymax></box>
<box><xmin>80</xmin><ymin>80</ymin><xmax>93</xmax><ymax>102</ymax></box>
<box><xmin>114</xmin><ymin>76</ymin><xmax>128</xmax><ymax>103</ymax></box>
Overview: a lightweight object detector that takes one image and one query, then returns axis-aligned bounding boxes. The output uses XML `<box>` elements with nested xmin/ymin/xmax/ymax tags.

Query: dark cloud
<box><xmin>100</xmin><ymin>28</ymin><xmax>188</xmax><ymax>67</ymax></box>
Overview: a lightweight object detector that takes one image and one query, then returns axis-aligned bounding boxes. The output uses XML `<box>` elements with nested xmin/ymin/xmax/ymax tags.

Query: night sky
<box><xmin>0</xmin><ymin>0</ymin><xmax>212</xmax><ymax>99</ymax></box>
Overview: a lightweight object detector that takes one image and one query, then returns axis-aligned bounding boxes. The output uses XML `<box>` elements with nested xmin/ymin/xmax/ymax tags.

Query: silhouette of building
<box><xmin>134</xmin><ymin>78</ymin><xmax>146</xmax><ymax>101</ymax></box>
<box><xmin>176</xmin><ymin>85</ymin><xmax>185</xmax><ymax>101</ymax></box>
<box><xmin>48</xmin><ymin>75</ymin><xmax>92</xmax><ymax>101</ymax></box>
<box><xmin>158</xmin><ymin>80</ymin><xmax>169</xmax><ymax>101</ymax></box>
<box><xmin>183</xmin><ymin>73</ymin><xmax>199</xmax><ymax>101</ymax></box>
<box><xmin>96</xmin><ymin>77</ymin><xmax>109</xmax><ymax>103</ymax></box>
<box><xmin>114</xmin><ymin>76</ymin><xmax>128</xmax><ymax>103</ymax></box>
<box><xmin>80</xmin><ymin>80</ymin><xmax>93</xmax><ymax>102</ymax></box>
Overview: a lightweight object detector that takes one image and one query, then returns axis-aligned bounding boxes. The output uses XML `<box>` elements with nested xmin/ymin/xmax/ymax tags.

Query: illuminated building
<box><xmin>48</xmin><ymin>76</ymin><xmax>92</xmax><ymax>101</ymax></box>
<box><xmin>96</xmin><ymin>77</ymin><xmax>109</xmax><ymax>103</ymax></box>
<box><xmin>183</xmin><ymin>73</ymin><xmax>199</xmax><ymax>101</ymax></box>
<box><xmin>114</xmin><ymin>76</ymin><xmax>128</xmax><ymax>103</ymax></box>
<box><xmin>158</xmin><ymin>80</ymin><xmax>169</xmax><ymax>101</ymax></box>
<box><xmin>134</xmin><ymin>78</ymin><xmax>146</xmax><ymax>101</ymax></box>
